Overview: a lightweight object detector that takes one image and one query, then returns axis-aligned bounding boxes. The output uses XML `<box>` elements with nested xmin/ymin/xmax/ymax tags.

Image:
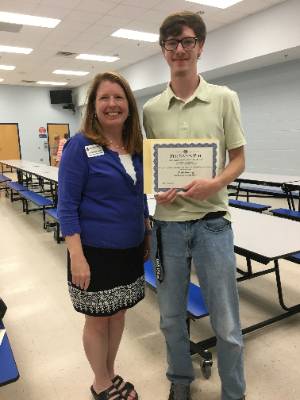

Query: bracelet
<box><xmin>145</xmin><ymin>228</ymin><xmax>152</xmax><ymax>236</ymax></box>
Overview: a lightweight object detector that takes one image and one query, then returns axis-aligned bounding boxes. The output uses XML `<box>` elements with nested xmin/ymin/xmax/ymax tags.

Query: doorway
<box><xmin>47</xmin><ymin>123</ymin><xmax>70</xmax><ymax>166</ymax></box>
<box><xmin>0</xmin><ymin>123</ymin><xmax>21</xmax><ymax>160</ymax></box>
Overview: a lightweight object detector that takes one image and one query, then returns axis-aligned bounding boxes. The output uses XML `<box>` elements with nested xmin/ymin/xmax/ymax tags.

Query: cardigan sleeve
<box><xmin>143</xmin><ymin>194</ymin><xmax>149</xmax><ymax>218</ymax></box>
<box><xmin>57</xmin><ymin>135</ymin><xmax>89</xmax><ymax>237</ymax></box>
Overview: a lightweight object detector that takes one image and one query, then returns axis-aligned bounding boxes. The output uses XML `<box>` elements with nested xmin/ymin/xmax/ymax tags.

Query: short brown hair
<box><xmin>82</xmin><ymin>72</ymin><xmax>143</xmax><ymax>155</ymax></box>
<box><xmin>159</xmin><ymin>11</ymin><xmax>206</xmax><ymax>47</ymax></box>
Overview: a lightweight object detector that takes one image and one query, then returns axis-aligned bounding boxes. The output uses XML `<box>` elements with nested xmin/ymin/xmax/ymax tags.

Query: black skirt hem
<box><xmin>71</xmin><ymin>293</ymin><xmax>145</xmax><ymax>317</ymax></box>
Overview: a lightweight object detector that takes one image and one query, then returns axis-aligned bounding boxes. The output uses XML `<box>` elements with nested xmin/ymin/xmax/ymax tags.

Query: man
<box><xmin>143</xmin><ymin>11</ymin><xmax>246</xmax><ymax>400</ymax></box>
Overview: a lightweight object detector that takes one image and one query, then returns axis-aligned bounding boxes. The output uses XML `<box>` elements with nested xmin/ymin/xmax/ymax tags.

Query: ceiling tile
<box><xmin>0</xmin><ymin>0</ymin><xmax>292</xmax><ymax>87</ymax></box>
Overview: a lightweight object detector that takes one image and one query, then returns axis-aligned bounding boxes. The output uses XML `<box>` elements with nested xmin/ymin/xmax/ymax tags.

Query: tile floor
<box><xmin>0</xmin><ymin>183</ymin><xmax>299</xmax><ymax>400</ymax></box>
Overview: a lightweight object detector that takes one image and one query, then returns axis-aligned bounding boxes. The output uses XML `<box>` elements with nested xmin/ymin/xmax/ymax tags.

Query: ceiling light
<box><xmin>0</xmin><ymin>11</ymin><xmax>60</xmax><ymax>28</ymax></box>
<box><xmin>53</xmin><ymin>69</ymin><xmax>89</xmax><ymax>76</ymax></box>
<box><xmin>76</xmin><ymin>54</ymin><xmax>120</xmax><ymax>63</ymax></box>
<box><xmin>37</xmin><ymin>81</ymin><xmax>67</xmax><ymax>86</ymax></box>
<box><xmin>111</xmin><ymin>29</ymin><xmax>159</xmax><ymax>43</ymax></box>
<box><xmin>0</xmin><ymin>64</ymin><xmax>16</xmax><ymax>70</ymax></box>
<box><xmin>185</xmin><ymin>0</ymin><xmax>243</xmax><ymax>8</ymax></box>
<box><xmin>0</xmin><ymin>45</ymin><xmax>32</xmax><ymax>54</ymax></box>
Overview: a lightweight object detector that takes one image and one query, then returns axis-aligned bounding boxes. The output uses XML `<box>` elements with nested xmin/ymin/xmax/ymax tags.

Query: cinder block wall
<box><xmin>212</xmin><ymin>59</ymin><xmax>300</xmax><ymax>175</ymax></box>
<box><xmin>137</xmin><ymin>59</ymin><xmax>300</xmax><ymax>175</ymax></box>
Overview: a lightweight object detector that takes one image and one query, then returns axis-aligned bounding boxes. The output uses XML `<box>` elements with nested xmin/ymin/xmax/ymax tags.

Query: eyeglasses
<box><xmin>162</xmin><ymin>36</ymin><xmax>199</xmax><ymax>51</ymax></box>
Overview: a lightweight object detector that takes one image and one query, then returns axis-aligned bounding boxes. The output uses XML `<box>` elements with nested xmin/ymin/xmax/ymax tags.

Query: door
<box><xmin>47</xmin><ymin>123</ymin><xmax>70</xmax><ymax>166</ymax></box>
<box><xmin>0</xmin><ymin>123</ymin><xmax>21</xmax><ymax>160</ymax></box>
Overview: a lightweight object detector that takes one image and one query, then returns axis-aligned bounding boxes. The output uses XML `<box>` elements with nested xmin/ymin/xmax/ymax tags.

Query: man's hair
<box><xmin>159</xmin><ymin>11</ymin><xmax>206</xmax><ymax>47</ymax></box>
<box><xmin>82</xmin><ymin>71</ymin><xmax>143</xmax><ymax>155</ymax></box>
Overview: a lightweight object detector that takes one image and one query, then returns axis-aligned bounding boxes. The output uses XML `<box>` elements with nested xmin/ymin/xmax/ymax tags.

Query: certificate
<box><xmin>143</xmin><ymin>138</ymin><xmax>219</xmax><ymax>194</ymax></box>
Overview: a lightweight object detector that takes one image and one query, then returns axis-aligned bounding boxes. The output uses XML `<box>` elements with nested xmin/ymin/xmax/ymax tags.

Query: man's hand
<box><xmin>155</xmin><ymin>188</ymin><xmax>178</xmax><ymax>205</ymax></box>
<box><xmin>179</xmin><ymin>178</ymin><xmax>222</xmax><ymax>200</ymax></box>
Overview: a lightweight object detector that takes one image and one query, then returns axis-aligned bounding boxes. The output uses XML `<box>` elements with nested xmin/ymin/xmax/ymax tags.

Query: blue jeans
<box><xmin>151</xmin><ymin>217</ymin><xmax>246</xmax><ymax>400</ymax></box>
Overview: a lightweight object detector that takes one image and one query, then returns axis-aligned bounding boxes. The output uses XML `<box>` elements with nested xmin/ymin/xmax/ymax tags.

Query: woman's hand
<box><xmin>70</xmin><ymin>254</ymin><xmax>91</xmax><ymax>290</ymax></box>
<box><xmin>143</xmin><ymin>234</ymin><xmax>151</xmax><ymax>261</ymax></box>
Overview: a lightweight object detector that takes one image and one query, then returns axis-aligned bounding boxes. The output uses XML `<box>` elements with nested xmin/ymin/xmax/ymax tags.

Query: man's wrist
<box><xmin>213</xmin><ymin>176</ymin><xmax>226</xmax><ymax>190</ymax></box>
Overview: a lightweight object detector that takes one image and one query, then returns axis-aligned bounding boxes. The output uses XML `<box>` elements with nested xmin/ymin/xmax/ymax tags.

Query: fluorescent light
<box><xmin>0</xmin><ymin>11</ymin><xmax>60</xmax><ymax>28</ymax></box>
<box><xmin>76</xmin><ymin>54</ymin><xmax>120</xmax><ymax>63</ymax></box>
<box><xmin>0</xmin><ymin>45</ymin><xmax>32</xmax><ymax>54</ymax></box>
<box><xmin>37</xmin><ymin>81</ymin><xmax>67</xmax><ymax>86</ymax></box>
<box><xmin>111</xmin><ymin>29</ymin><xmax>159</xmax><ymax>43</ymax></box>
<box><xmin>0</xmin><ymin>64</ymin><xmax>16</xmax><ymax>70</ymax></box>
<box><xmin>53</xmin><ymin>69</ymin><xmax>89</xmax><ymax>76</ymax></box>
<box><xmin>185</xmin><ymin>0</ymin><xmax>243</xmax><ymax>8</ymax></box>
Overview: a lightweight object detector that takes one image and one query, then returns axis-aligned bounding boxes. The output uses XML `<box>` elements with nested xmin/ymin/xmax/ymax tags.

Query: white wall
<box><xmin>73</xmin><ymin>0</ymin><xmax>300</xmax><ymax>175</ymax></box>
<box><xmin>120</xmin><ymin>0</ymin><xmax>300</xmax><ymax>95</ymax></box>
<box><xmin>136</xmin><ymin>59</ymin><xmax>300</xmax><ymax>175</ymax></box>
<box><xmin>0</xmin><ymin>85</ymin><xmax>80</xmax><ymax>163</ymax></box>
<box><xmin>211</xmin><ymin>60</ymin><xmax>300</xmax><ymax>175</ymax></box>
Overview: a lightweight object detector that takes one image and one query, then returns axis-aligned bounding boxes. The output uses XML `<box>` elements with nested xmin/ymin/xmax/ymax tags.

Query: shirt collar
<box><xmin>164</xmin><ymin>75</ymin><xmax>211</xmax><ymax>109</ymax></box>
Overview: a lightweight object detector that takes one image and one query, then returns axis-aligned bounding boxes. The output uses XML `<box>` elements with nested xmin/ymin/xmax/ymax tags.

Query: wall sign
<box><xmin>39</xmin><ymin>126</ymin><xmax>47</xmax><ymax>138</ymax></box>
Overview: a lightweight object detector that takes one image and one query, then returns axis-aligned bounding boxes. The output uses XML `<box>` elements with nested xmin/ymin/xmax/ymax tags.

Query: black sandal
<box><xmin>90</xmin><ymin>384</ymin><xmax>123</xmax><ymax>400</ymax></box>
<box><xmin>112</xmin><ymin>375</ymin><xmax>138</xmax><ymax>400</ymax></box>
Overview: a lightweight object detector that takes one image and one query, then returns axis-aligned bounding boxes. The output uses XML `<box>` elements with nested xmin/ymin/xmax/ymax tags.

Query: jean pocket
<box><xmin>203</xmin><ymin>217</ymin><xmax>231</xmax><ymax>233</ymax></box>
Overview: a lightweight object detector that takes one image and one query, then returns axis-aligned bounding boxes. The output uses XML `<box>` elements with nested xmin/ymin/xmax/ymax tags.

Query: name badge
<box><xmin>85</xmin><ymin>144</ymin><xmax>104</xmax><ymax>158</ymax></box>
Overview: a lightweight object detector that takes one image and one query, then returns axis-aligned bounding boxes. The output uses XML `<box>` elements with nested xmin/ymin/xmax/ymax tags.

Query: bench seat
<box><xmin>43</xmin><ymin>208</ymin><xmax>63</xmax><ymax>243</ymax></box>
<box><xmin>285</xmin><ymin>252</ymin><xmax>300</xmax><ymax>264</ymax></box>
<box><xmin>230</xmin><ymin>183</ymin><xmax>298</xmax><ymax>203</ymax></box>
<box><xmin>45</xmin><ymin>207</ymin><xmax>58</xmax><ymax>220</ymax></box>
<box><xmin>5</xmin><ymin>181</ymin><xmax>29</xmax><ymax>202</ymax></box>
<box><xmin>6</xmin><ymin>181</ymin><xmax>28</xmax><ymax>192</ymax></box>
<box><xmin>0</xmin><ymin>174</ymin><xmax>11</xmax><ymax>183</ymax></box>
<box><xmin>229</xmin><ymin>199</ymin><xmax>270</xmax><ymax>212</ymax></box>
<box><xmin>144</xmin><ymin>260</ymin><xmax>208</xmax><ymax>319</ymax></box>
<box><xmin>20</xmin><ymin>190</ymin><xmax>53</xmax><ymax>214</ymax></box>
<box><xmin>270</xmin><ymin>208</ymin><xmax>300</xmax><ymax>221</ymax></box>
<box><xmin>21</xmin><ymin>191</ymin><xmax>53</xmax><ymax>206</ymax></box>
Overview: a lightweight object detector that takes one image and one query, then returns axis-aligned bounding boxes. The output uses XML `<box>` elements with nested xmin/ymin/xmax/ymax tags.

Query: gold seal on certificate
<box><xmin>143</xmin><ymin>138</ymin><xmax>219</xmax><ymax>194</ymax></box>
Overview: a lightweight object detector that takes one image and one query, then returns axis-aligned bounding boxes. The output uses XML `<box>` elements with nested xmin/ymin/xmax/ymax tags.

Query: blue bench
<box><xmin>285</xmin><ymin>252</ymin><xmax>300</xmax><ymax>264</ymax></box>
<box><xmin>0</xmin><ymin>174</ymin><xmax>11</xmax><ymax>194</ymax></box>
<box><xmin>270</xmin><ymin>208</ymin><xmax>300</xmax><ymax>221</ymax></box>
<box><xmin>229</xmin><ymin>199</ymin><xmax>270</xmax><ymax>213</ymax></box>
<box><xmin>144</xmin><ymin>260</ymin><xmax>212</xmax><ymax>377</ymax></box>
<box><xmin>43</xmin><ymin>208</ymin><xmax>63</xmax><ymax>243</ymax></box>
<box><xmin>0</xmin><ymin>321</ymin><xmax>19</xmax><ymax>386</ymax></box>
<box><xmin>6</xmin><ymin>181</ymin><xmax>28</xmax><ymax>202</ymax></box>
<box><xmin>144</xmin><ymin>260</ymin><xmax>208</xmax><ymax>320</ymax></box>
<box><xmin>0</xmin><ymin>174</ymin><xmax>11</xmax><ymax>183</ymax></box>
<box><xmin>230</xmin><ymin>183</ymin><xmax>298</xmax><ymax>203</ymax></box>
<box><xmin>20</xmin><ymin>190</ymin><xmax>53</xmax><ymax>214</ymax></box>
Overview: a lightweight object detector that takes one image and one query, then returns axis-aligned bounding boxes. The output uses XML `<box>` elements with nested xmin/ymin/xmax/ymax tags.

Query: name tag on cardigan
<box><xmin>85</xmin><ymin>145</ymin><xmax>104</xmax><ymax>157</ymax></box>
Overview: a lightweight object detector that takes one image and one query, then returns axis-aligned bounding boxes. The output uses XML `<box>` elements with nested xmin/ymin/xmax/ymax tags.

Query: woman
<box><xmin>58</xmin><ymin>72</ymin><xmax>151</xmax><ymax>400</ymax></box>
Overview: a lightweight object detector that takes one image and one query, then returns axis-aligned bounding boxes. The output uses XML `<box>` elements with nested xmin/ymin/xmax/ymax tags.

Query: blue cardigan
<box><xmin>58</xmin><ymin>133</ymin><xmax>149</xmax><ymax>248</ymax></box>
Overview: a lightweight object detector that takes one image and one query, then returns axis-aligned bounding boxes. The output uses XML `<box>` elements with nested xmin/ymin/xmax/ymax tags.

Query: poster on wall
<box><xmin>38</xmin><ymin>127</ymin><xmax>47</xmax><ymax>138</ymax></box>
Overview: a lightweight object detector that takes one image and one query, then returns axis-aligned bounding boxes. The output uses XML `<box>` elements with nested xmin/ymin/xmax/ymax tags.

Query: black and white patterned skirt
<box><xmin>67</xmin><ymin>242</ymin><xmax>145</xmax><ymax>316</ymax></box>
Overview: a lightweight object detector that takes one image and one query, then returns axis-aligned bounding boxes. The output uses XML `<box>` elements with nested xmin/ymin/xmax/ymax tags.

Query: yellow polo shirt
<box><xmin>143</xmin><ymin>75</ymin><xmax>246</xmax><ymax>221</ymax></box>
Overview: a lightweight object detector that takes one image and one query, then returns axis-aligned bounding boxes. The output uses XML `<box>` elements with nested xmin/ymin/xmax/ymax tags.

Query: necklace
<box><xmin>108</xmin><ymin>140</ymin><xmax>125</xmax><ymax>150</ymax></box>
